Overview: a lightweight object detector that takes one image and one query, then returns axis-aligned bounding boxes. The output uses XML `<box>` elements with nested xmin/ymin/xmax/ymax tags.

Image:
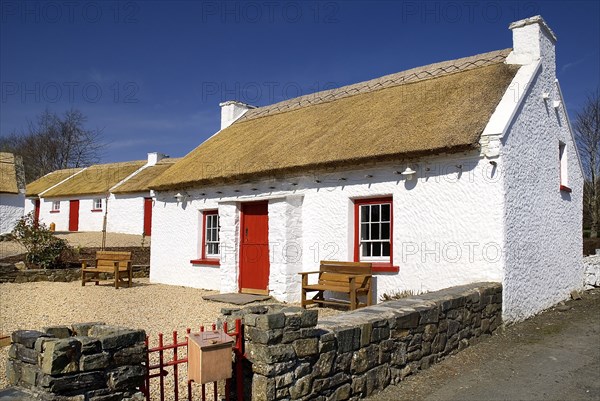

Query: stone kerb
<box><xmin>221</xmin><ymin>282</ymin><xmax>503</xmax><ymax>401</ymax></box>
<box><xmin>6</xmin><ymin>322</ymin><xmax>147</xmax><ymax>401</ymax></box>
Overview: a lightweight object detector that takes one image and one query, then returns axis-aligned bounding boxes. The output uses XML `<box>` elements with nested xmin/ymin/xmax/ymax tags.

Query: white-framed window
<box><xmin>52</xmin><ymin>201</ymin><xmax>60</xmax><ymax>211</ymax></box>
<box><xmin>203</xmin><ymin>211</ymin><xmax>220</xmax><ymax>258</ymax></box>
<box><xmin>355</xmin><ymin>198</ymin><xmax>392</xmax><ymax>261</ymax></box>
<box><xmin>93</xmin><ymin>198</ymin><xmax>103</xmax><ymax>210</ymax></box>
<box><xmin>559</xmin><ymin>141</ymin><xmax>570</xmax><ymax>191</ymax></box>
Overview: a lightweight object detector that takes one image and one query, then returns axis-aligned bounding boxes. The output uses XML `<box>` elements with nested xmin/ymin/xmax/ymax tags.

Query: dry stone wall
<box><xmin>0</xmin><ymin>263</ymin><xmax>150</xmax><ymax>284</ymax></box>
<box><xmin>6</xmin><ymin>322</ymin><xmax>146</xmax><ymax>401</ymax></box>
<box><xmin>222</xmin><ymin>282</ymin><xmax>502</xmax><ymax>401</ymax></box>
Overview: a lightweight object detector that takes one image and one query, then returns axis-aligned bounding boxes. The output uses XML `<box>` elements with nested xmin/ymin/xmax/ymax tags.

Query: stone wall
<box><xmin>222</xmin><ymin>282</ymin><xmax>502</xmax><ymax>401</ymax></box>
<box><xmin>0</xmin><ymin>263</ymin><xmax>150</xmax><ymax>283</ymax></box>
<box><xmin>584</xmin><ymin>255</ymin><xmax>600</xmax><ymax>289</ymax></box>
<box><xmin>6</xmin><ymin>323</ymin><xmax>146</xmax><ymax>401</ymax></box>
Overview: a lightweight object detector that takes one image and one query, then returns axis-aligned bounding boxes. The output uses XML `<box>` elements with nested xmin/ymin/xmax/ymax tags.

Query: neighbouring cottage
<box><xmin>148</xmin><ymin>16</ymin><xmax>583</xmax><ymax>322</ymax></box>
<box><xmin>24</xmin><ymin>153</ymin><xmax>175</xmax><ymax>236</ymax></box>
<box><xmin>0</xmin><ymin>152</ymin><xmax>25</xmax><ymax>234</ymax></box>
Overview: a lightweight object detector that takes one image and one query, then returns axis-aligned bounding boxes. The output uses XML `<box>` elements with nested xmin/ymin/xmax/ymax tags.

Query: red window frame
<box><xmin>353</xmin><ymin>197</ymin><xmax>399</xmax><ymax>273</ymax></box>
<box><xmin>190</xmin><ymin>210</ymin><xmax>220</xmax><ymax>266</ymax></box>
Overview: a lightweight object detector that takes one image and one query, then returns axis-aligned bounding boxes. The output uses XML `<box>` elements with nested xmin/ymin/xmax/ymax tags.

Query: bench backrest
<box><xmin>318</xmin><ymin>261</ymin><xmax>372</xmax><ymax>288</ymax></box>
<box><xmin>96</xmin><ymin>251</ymin><xmax>131</xmax><ymax>268</ymax></box>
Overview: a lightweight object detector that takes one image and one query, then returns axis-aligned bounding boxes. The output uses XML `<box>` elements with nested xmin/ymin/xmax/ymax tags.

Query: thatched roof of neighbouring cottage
<box><xmin>0</xmin><ymin>152</ymin><xmax>20</xmax><ymax>194</ymax></box>
<box><xmin>150</xmin><ymin>49</ymin><xmax>518</xmax><ymax>190</ymax></box>
<box><xmin>41</xmin><ymin>161</ymin><xmax>146</xmax><ymax>198</ymax></box>
<box><xmin>111</xmin><ymin>158</ymin><xmax>181</xmax><ymax>194</ymax></box>
<box><xmin>25</xmin><ymin>168</ymin><xmax>84</xmax><ymax>197</ymax></box>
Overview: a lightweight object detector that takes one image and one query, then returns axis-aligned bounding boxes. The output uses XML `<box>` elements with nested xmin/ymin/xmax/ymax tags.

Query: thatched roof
<box><xmin>151</xmin><ymin>49</ymin><xmax>518</xmax><ymax>190</ymax></box>
<box><xmin>0</xmin><ymin>152</ymin><xmax>19</xmax><ymax>194</ymax></box>
<box><xmin>42</xmin><ymin>161</ymin><xmax>145</xmax><ymax>198</ymax></box>
<box><xmin>26</xmin><ymin>168</ymin><xmax>84</xmax><ymax>197</ymax></box>
<box><xmin>112</xmin><ymin>158</ymin><xmax>181</xmax><ymax>194</ymax></box>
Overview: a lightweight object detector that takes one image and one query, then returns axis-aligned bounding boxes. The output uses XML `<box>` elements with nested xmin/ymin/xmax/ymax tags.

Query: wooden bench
<box><xmin>81</xmin><ymin>251</ymin><xmax>133</xmax><ymax>289</ymax></box>
<box><xmin>299</xmin><ymin>261</ymin><xmax>373</xmax><ymax>311</ymax></box>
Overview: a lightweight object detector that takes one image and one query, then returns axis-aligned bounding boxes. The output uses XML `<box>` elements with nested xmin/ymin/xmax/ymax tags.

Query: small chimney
<box><xmin>219</xmin><ymin>100</ymin><xmax>256</xmax><ymax>130</ymax></box>
<box><xmin>147</xmin><ymin>152</ymin><xmax>168</xmax><ymax>166</ymax></box>
<box><xmin>506</xmin><ymin>15</ymin><xmax>557</xmax><ymax>68</ymax></box>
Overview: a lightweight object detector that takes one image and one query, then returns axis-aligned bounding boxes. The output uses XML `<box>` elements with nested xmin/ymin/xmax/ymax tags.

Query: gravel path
<box><xmin>0</xmin><ymin>278</ymin><xmax>338</xmax><ymax>398</ymax></box>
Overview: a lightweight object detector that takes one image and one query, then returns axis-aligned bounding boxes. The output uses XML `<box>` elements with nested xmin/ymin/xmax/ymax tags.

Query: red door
<box><xmin>239</xmin><ymin>201</ymin><xmax>270</xmax><ymax>295</ymax></box>
<box><xmin>143</xmin><ymin>198</ymin><xmax>153</xmax><ymax>236</ymax></box>
<box><xmin>69</xmin><ymin>200</ymin><xmax>79</xmax><ymax>232</ymax></box>
<box><xmin>34</xmin><ymin>199</ymin><xmax>40</xmax><ymax>227</ymax></box>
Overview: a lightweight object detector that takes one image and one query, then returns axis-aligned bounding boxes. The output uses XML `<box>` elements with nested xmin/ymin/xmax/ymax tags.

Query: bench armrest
<box><xmin>298</xmin><ymin>271</ymin><xmax>321</xmax><ymax>276</ymax></box>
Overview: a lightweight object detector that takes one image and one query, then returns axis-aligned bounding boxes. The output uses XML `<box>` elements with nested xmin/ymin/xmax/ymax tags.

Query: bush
<box><xmin>11</xmin><ymin>212</ymin><xmax>71</xmax><ymax>269</ymax></box>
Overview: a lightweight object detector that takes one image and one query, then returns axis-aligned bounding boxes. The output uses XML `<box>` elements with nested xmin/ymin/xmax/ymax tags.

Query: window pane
<box><xmin>362</xmin><ymin>243</ymin><xmax>371</xmax><ymax>257</ymax></box>
<box><xmin>381</xmin><ymin>223</ymin><xmax>390</xmax><ymax>240</ymax></box>
<box><xmin>361</xmin><ymin>205</ymin><xmax>369</xmax><ymax>222</ymax></box>
<box><xmin>382</xmin><ymin>242</ymin><xmax>390</xmax><ymax>256</ymax></box>
<box><xmin>371</xmin><ymin>205</ymin><xmax>380</xmax><ymax>222</ymax></box>
<box><xmin>381</xmin><ymin>204</ymin><xmax>390</xmax><ymax>222</ymax></box>
<box><xmin>372</xmin><ymin>243</ymin><xmax>382</xmax><ymax>257</ymax></box>
<box><xmin>361</xmin><ymin>223</ymin><xmax>370</xmax><ymax>240</ymax></box>
<box><xmin>371</xmin><ymin>223</ymin><xmax>380</xmax><ymax>240</ymax></box>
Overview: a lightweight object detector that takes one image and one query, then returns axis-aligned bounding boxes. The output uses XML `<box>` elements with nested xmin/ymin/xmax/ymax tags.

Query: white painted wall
<box><xmin>0</xmin><ymin>193</ymin><xmax>25</xmax><ymax>234</ymax></box>
<box><xmin>106</xmin><ymin>193</ymin><xmax>146</xmax><ymax>235</ymax></box>
<box><xmin>499</xmin><ymin>20</ymin><xmax>584</xmax><ymax>322</ymax></box>
<box><xmin>150</xmin><ymin>152</ymin><xmax>506</xmax><ymax>303</ymax></box>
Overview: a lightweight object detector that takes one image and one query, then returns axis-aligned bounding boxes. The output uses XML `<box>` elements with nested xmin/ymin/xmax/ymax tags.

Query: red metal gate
<box><xmin>143</xmin><ymin>319</ymin><xmax>244</xmax><ymax>401</ymax></box>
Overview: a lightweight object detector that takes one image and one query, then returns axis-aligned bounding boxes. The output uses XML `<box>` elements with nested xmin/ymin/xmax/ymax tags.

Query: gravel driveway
<box><xmin>368</xmin><ymin>288</ymin><xmax>600</xmax><ymax>401</ymax></box>
<box><xmin>0</xmin><ymin>278</ymin><xmax>338</xmax><ymax>399</ymax></box>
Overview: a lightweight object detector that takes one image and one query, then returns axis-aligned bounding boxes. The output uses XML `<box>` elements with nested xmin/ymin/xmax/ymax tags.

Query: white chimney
<box><xmin>219</xmin><ymin>100</ymin><xmax>256</xmax><ymax>130</ymax></box>
<box><xmin>147</xmin><ymin>152</ymin><xmax>168</xmax><ymax>166</ymax></box>
<box><xmin>506</xmin><ymin>15</ymin><xmax>557</xmax><ymax>70</ymax></box>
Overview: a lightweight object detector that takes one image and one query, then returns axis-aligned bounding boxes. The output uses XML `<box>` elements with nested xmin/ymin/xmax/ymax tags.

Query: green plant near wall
<box><xmin>11</xmin><ymin>212</ymin><xmax>72</xmax><ymax>269</ymax></box>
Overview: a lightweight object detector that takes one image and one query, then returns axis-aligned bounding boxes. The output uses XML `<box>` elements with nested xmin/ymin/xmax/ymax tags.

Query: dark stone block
<box><xmin>11</xmin><ymin>343</ymin><xmax>39</xmax><ymax>365</ymax></box>
<box><xmin>112</xmin><ymin>344</ymin><xmax>147</xmax><ymax>366</ymax></box>
<box><xmin>44</xmin><ymin>325</ymin><xmax>72</xmax><ymax>339</ymax></box>
<box><xmin>293</xmin><ymin>338</ymin><xmax>318</xmax><ymax>357</ymax></box>
<box><xmin>300</xmin><ymin>310</ymin><xmax>318</xmax><ymax>328</ymax></box>
<box><xmin>80</xmin><ymin>352</ymin><xmax>111</xmax><ymax>371</ymax></box>
<box><xmin>89</xmin><ymin>326</ymin><xmax>145</xmax><ymax>351</ymax></box>
<box><xmin>41</xmin><ymin>338</ymin><xmax>82</xmax><ymax>375</ymax></box>
<box><xmin>393</xmin><ymin>311</ymin><xmax>420</xmax><ymax>329</ymax></box>
<box><xmin>74</xmin><ymin>336</ymin><xmax>102</xmax><ymax>355</ymax></box>
<box><xmin>12</xmin><ymin>330</ymin><xmax>49</xmax><ymax>349</ymax></box>
<box><xmin>255</xmin><ymin>313</ymin><xmax>286</xmax><ymax>330</ymax></box>
<box><xmin>107</xmin><ymin>365</ymin><xmax>146</xmax><ymax>391</ymax></box>
<box><xmin>39</xmin><ymin>371</ymin><xmax>105</xmax><ymax>395</ymax></box>
<box><xmin>335</xmin><ymin>327</ymin><xmax>360</xmax><ymax>353</ymax></box>
<box><xmin>72</xmin><ymin>322</ymin><xmax>105</xmax><ymax>337</ymax></box>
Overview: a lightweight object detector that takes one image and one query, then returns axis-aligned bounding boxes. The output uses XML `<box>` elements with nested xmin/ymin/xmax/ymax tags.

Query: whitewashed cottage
<box><xmin>0</xmin><ymin>152</ymin><xmax>25</xmax><ymax>234</ymax></box>
<box><xmin>25</xmin><ymin>153</ymin><xmax>174</xmax><ymax>236</ymax></box>
<box><xmin>149</xmin><ymin>16</ymin><xmax>583</xmax><ymax>322</ymax></box>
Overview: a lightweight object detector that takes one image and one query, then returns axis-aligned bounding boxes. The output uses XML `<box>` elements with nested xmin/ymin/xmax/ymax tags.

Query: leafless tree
<box><xmin>0</xmin><ymin>109</ymin><xmax>105</xmax><ymax>183</ymax></box>
<box><xmin>575</xmin><ymin>89</ymin><xmax>600</xmax><ymax>238</ymax></box>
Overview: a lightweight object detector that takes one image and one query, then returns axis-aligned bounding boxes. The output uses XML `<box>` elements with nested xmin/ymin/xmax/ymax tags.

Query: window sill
<box><xmin>49</xmin><ymin>210</ymin><xmax>60</xmax><ymax>214</ymax></box>
<box><xmin>91</xmin><ymin>209</ymin><xmax>103</xmax><ymax>212</ymax></box>
<box><xmin>190</xmin><ymin>259</ymin><xmax>220</xmax><ymax>266</ymax></box>
<box><xmin>560</xmin><ymin>185</ymin><xmax>572</xmax><ymax>193</ymax></box>
<box><xmin>371</xmin><ymin>263</ymin><xmax>399</xmax><ymax>273</ymax></box>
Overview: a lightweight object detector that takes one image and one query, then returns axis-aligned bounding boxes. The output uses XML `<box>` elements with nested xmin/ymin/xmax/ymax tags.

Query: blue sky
<box><xmin>1</xmin><ymin>0</ymin><xmax>599</xmax><ymax>163</ymax></box>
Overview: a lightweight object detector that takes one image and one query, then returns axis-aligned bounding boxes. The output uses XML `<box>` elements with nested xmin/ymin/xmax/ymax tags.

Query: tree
<box><xmin>0</xmin><ymin>109</ymin><xmax>104</xmax><ymax>183</ymax></box>
<box><xmin>575</xmin><ymin>89</ymin><xmax>600</xmax><ymax>238</ymax></box>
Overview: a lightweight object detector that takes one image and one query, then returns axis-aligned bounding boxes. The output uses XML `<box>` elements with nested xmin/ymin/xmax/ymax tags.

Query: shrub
<box><xmin>380</xmin><ymin>289</ymin><xmax>423</xmax><ymax>302</ymax></box>
<box><xmin>11</xmin><ymin>212</ymin><xmax>71</xmax><ymax>269</ymax></box>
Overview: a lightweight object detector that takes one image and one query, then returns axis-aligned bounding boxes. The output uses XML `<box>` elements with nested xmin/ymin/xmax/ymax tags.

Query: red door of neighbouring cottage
<box><xmin>34</xmin><ymin>199</ymin><xmax>40</xmax><ymax>227</ymax></box>
<box><xmin>143</xmin><ymin>198</ymin><xmax>152</xmax><ymax>236</ymax></box>
<box><xmin>239</xmin><ymin>201</ymin><xmax>270</xmax><ymax>295</ymax></box>
<box><xmin>69</xmin><ymin>200</ymin><xmax>79</xmax><ymax>232</ymax></box>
